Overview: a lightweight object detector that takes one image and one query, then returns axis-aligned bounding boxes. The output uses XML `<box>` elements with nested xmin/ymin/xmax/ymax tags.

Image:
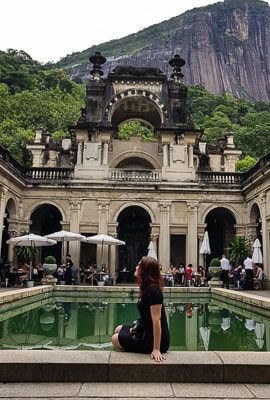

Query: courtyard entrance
<box><xmin>205</xmin><ymin>207</ymin><xmax>236</xmax><ymax>265</ymax></box>
<box><xmin>117</xmin><ymin>206</ymin><xmax>151</xmax><ymax>282</ymax></box>
<box><xmin>30</xmin><ymin>204</ymin><xmax>62</xmax><ymax>262</ymax></box>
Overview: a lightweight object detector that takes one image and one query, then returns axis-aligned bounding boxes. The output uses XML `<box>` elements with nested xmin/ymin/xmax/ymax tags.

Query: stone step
<box><xmin>0</xmin><ymin>350</ymin><xmax>269</xmax><ymax>383</ymax></box>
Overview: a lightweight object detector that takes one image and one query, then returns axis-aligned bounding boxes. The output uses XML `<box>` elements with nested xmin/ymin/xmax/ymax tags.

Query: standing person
<box><xmin>185</xmin><ymin>263</ymin><xmax>193</xmax><ymax>287</ymax></box>
<box><xmin>112</xmin><ymin>256</ymin><xmax>170</xmax><ymax>362</ymax></box>
<box><xmin>220</xmin><ymin>254</ymin><xmax>231</xmax><ymax>289</ymax></box>
<box><xmin>243</xmin><ymin>255</ymin><xmax>254</xmax><ymax>289</ymax></box>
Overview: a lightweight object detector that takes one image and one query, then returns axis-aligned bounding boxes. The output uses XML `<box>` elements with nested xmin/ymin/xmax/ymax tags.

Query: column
<box><xmin>7</xmin><ymin>227</ymin><xmax>18</xmax><ymax>263</ymax></box>
<box><xmin>260</xmin><ymin>193</ymin><xmax>269</xmax><ymax>278</ymax></box>
<box><xmin>0</xmin><ymin>186</ymin><xmax>7</xmax><ymax>255</ymax></box>
<box><xmin>69</xmin><ymin>200</ymin><xmax>81</xmax><ymax>268</ymax></box>
<box><xmin>102</xmin><ymin>141</ymin><xmax>109</xmax><ymax>165</ymax></box>
<box><xmin>108</xmin><ymin>226</ymin><xmax>118</xmax><ymax>281</ymax></box>
<box><xmin>162</xmin><ymin>143</ymin><xmax>169</xmax><ymax>167</ymax></box>
<box><xmin>187</xmin><ymin>143</ymin><xmax>194</xmax><ymax>168</ymax></box>
<box><xmin>77</xmin><ymin>141</ymin><xmax>83</xmax><ymax>165</ymax></box>
<box><xmin>185</xmin><ymin>307</ymin><xmax>198</xmax><ymax>350</ymax></box>
<box><xmin>186</xmin><ymin>203</ymin><xmax>198</xmax><ymax>269</ymax></box>
<box><xmin>97</xmin><ymin>201</ymin><xmax>109</xmax><ymax>267</ymax></box>
<box><xmin>158</xmin><ymin>202</ymin><xmax>171</xmax><ymax>270</ymax></box>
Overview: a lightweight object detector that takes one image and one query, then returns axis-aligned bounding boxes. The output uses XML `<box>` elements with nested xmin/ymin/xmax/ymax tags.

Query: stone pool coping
<box><xmin>0</xmin><ymin>286</ymin><xmax>270</xmax><ymax>383</ymax></box>
<box><xmin>0</xmin><ymin>350</ymin><xmax>269</xmax><ymax>383</ymax></box>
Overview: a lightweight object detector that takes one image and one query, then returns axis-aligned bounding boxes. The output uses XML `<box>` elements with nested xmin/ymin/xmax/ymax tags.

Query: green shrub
<box><xmin>44</xmin><ymin>255</ymin><xmax>56</xmax><ymax>264</ymax></box>
<box><xmin>209</xmin><ymin>257</ymin><xmax>220</xmax><ymax>267</ymax></box>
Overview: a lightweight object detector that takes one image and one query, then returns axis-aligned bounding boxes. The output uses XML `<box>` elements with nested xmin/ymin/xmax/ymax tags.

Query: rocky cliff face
<box><xmin>61</xmin><ymin>0</ymin><xmax>270</xmax><ymax>102</ymax></box>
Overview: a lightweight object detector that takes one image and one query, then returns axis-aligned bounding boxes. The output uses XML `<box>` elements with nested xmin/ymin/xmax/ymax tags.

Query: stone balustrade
<box><xmin>197</xmin><ymin>171</ymin><xmax>243</xmax><ymax>185</ymax></box>
<box><xmin>110</xmin><ymin>169</ymin><xmax>161</xmax><ymax>182</ymax></box>
<box><xmin>25</xmin><ymin>167</ymin><xmax>73</xmax><ymax>181</ymax></box>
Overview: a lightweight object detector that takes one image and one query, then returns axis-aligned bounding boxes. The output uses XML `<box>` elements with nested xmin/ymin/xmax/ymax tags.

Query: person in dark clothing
<box><xmin>112</xmin><ymin>256</ymin><xmax>170</xmax><ymax>362</ymax></box>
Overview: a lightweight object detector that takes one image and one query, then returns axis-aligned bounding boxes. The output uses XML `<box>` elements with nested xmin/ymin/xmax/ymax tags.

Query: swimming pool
<box><xmin>0</xmin><ymin>290</ymin><xmax>269</xmax><ymax>351</ymax></box>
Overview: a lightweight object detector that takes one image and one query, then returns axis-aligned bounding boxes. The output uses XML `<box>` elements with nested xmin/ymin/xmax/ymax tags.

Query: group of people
<box><xmin>166</xmin><ymin>263</ymin><xmax>207</xmax><ymax>287</ymax></box>
<box><xmin>220</xmin><ymin>254</ymin><xmax>264</xmax><ymax>290</ymax></box>
<box><xmin>0</xmin><ymin>259</ymin><xmax>44</xmax><ymax>287</ymax></box>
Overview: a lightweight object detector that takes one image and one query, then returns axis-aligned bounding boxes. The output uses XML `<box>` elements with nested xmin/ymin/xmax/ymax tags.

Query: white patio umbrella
<box><xmin>252</xmin><ymin>238</ymin><xmax>263</xmax><ymax>264</ymax></box>
<box><xmin>147</xmin><ymin>241</ymin><xmax>157</xmax><ymax>260</ymax></box>
<box><xmin>83</xmin><ymin>234</ymin><xmax>125</xmax><ymax>269</ymax></box>
<box><xmin>7</xmin><ymin>233</ymin><xmax>57</xmax><ymax>279</ymax></box>
<box><xmin>199</xmin><ymin>231</ymin><xmax>211</xmax><ymax>269</ymax></box>
<box><xmin>44</xmin><ymin>230</ymin><xmax>85</xmax><ymax>264</ymax></box>
<box><xmin>199</xmin><ymin>327</ymin><xmax>211</xmax><ymax>351</ymax></box>
<box><xmin>200</xmin><ymin>231</ymin><xmax>211</xmax><ymax>255</ymax></box>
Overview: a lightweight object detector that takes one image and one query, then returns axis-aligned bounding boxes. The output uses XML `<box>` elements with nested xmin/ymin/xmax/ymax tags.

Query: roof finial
<box><xmin>169</xmin><ymin>54</ymin><xmax>186</xmax><ymax>82</ymax></box>
<box><xmin>89</xmin><ymin>52</ymin><xmax>106</xmax><ymax>81</ymax></box>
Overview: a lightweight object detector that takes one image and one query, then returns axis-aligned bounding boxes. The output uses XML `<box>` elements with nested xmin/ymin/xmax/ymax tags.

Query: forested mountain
<box><xmin>0</xmin><ymin>49</ymin><xmax>270</xmax><ymax>169</ymax></box>
<box><xmin>58</xmin><ymin>0</ymin><xmax>270</xmax><ymax>102</ymax></box>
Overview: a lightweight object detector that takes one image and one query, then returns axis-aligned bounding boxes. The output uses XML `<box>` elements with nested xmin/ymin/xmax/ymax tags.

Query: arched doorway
<box><xmin>117</xmin><ymin>206</ymin><xmax>151</xmax><ymax>280</ymax></box>
<box><xmin>250</xmin><ymin>203</ymin><xmax>262</xmax><ymax>243</ymax></box>
<box><xmin>30</xmin><ymin>204</ymin><xmax>62</xmax><ymax>262</ymax></box>
<box><xmin>205</xmin><ymin>207</ymin><xmax>236</xmax><ymax>265</ymax></box>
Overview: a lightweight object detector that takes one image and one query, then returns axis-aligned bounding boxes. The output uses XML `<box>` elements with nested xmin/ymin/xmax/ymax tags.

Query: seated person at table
<box><xmin>57</xmin><ymin>265</ymin><xmax>64</xmax><ymax>283</ymax></box>
<box><xmin>178</xmin><ymin>264</ymin><xmax>186</xmax><ymax>285</ymax></box>
<box><xmin>85</xmin><ymin>263</ymin><xmax>98</xmax><ymax>285</ymax></box>
<box><xmin>198</xmin><ymin>265</ymin><xmax>206</xmax><ymax>286</ymax></box>
<box><xmin>19</xmin><ymin>263</ymin><xmax>30</xmax><ymax>286</ymax></box>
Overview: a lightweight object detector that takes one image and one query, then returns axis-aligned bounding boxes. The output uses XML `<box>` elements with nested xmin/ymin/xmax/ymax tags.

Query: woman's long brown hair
<box><xmin>136</xmin><ymin>256</ymin><xmax>163</xmax><ymax>296</ymax></box>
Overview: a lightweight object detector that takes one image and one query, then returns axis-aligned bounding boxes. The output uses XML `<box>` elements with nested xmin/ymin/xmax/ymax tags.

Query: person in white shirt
<box><xmin>220</xmin><ymin>254</ymin><xmax>231</xmax><ymax>289</ymax></box>
<box><xmin>243</xmin><ymin>256</ymin><xmax>254</xmax><ymax>289</ymax></box>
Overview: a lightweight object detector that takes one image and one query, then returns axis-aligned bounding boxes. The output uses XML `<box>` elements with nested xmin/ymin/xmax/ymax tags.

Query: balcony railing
<box><xmin>197</xmin><ymin>171</ymin><xmax>243</xmax><ymax>185</ymax></box>
<box><xmin>111</xmin><ymin>169</ymin><xmax>161</xmax><ymax>182</ymax></box>
<box><xmin>25</xmin><ymin>168</ymin><xmax>73</xmax><ymax>181</ymax></box>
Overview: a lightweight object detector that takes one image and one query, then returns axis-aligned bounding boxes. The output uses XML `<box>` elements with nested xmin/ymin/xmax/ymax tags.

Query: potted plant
<box><xmin>208</xmin><ymin>257</ymin><xmax>222</xmax><ymax>287</ymax></box>
<box><xmin>43</xmin><ymin>255</ymin><xmax>57</xmax><ymax>277</ymax></box>
<box><xmin>17</xmin><ymin>244</ymin><xmax>40</xmax><ymax>288</ymax></box>
<box><xmin>227</xmin><ymin>236</ymin><xmax>249</xmax><ymax>266</ymax></box>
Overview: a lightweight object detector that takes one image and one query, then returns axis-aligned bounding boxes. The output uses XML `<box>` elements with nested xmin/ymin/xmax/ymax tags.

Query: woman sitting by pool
<box><xmin>111</xmin><ymin>256</ymin><xmax>170</xmax><ymax>362</ymax></box>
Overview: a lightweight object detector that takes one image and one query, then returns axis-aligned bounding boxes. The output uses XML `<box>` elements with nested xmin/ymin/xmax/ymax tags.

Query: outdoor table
<box><xmin>9</xmin><ymin>270</ymin><xmax>24</xmax><ymax>287</ymax></box>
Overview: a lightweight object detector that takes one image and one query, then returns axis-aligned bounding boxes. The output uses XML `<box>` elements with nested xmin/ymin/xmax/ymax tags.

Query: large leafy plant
<box><xmin>227</xmin><ymin>236</ymin><xmax>249</xmax><ymax>265</ymax></box>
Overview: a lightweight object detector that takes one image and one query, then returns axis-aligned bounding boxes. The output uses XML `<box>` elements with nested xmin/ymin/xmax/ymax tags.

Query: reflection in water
<box><xmin>0</xmin><ymin>298</ymin><xmax>269</xmax><ymax>351</ymax></box>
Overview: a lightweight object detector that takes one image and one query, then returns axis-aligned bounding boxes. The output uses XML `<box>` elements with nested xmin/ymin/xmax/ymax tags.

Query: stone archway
<box><xmin>107</xmin><ymin>93</ymin><xmax>165</xmax><ymax>129</ymax></box>
<box><xmin>117</xmin><ymin>206</ymin><xmax>151</xmax><ymax>281</ymax></box>
<box><xmin>30</xmin><ymin>204</ymin><xmax>62</xmax><ymax>262</ymax></box>
<box><xmin>205</xmin><ymin>207</ymin><xmax>236</xmax><ymax>263</ymax></box>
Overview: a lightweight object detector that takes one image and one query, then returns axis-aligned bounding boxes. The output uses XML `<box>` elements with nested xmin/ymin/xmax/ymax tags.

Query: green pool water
<box><xmin>0</xmin><ymin>293</ymin><xmax>269</xmax><ymax>351</ymax></box>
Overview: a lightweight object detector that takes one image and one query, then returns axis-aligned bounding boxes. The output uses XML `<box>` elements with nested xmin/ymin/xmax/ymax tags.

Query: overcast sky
<box><xmin>1</xmin><ymin>0</ymin><xmax>269</xmax><ymax>63</ymax></box>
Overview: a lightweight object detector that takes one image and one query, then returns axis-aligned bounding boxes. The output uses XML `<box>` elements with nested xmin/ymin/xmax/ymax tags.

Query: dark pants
<box><xmin>245</xmin><ymin>269</ymin><xmax>254</xmax><ymax>289</ymax></box>
<box><xmin>221</xmin><ymin>270</ymin><xmax>229</xmax><ymax>289</ymax></box>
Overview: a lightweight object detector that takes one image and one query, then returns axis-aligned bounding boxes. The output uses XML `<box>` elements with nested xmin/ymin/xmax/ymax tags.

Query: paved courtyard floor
<box><xmin>0</xmin><ymin>382</ymin><xmax>269</xmax><ymax>400</ymax></box>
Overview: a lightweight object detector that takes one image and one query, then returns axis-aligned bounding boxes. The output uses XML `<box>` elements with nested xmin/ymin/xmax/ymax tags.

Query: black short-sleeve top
<box><xmin>137</xmin><ymin>284</ymin><xmax>170</xmax><ymax>352</ymax></box>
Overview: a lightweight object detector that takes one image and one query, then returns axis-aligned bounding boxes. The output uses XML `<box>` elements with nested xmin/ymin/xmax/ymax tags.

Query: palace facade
<box><xmin>0</xmin><ymin>53</ymin><xmax>269</xmax><ymax>282</ymax></box>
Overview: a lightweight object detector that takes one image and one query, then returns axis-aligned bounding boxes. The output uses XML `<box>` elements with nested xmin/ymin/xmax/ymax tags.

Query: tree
<box><xmin>227</xmin><ymin>236</ymin><xmax>249</xmax><ymax>266</ymax></box>
<box><xmin>236</xmin><ymin>155</ymin><xmax>257</xmax><ymax>172</ymax></box>
<box><xmin>118</xmin><ymin>121</ymin><xmax>155</xmax><ymax>141</ymax></box>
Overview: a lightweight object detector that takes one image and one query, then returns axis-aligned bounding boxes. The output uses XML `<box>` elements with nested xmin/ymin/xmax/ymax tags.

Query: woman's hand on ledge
<box><xmin>151</xmin><ymin>349</ymin><xmax>165</xmax><ymax>363</ymax></box>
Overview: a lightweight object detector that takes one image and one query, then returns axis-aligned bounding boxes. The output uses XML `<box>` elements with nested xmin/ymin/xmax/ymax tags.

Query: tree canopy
<box><xmin>0</xmin><ymin>50</ymin><xmax>84</xmax><ymax>165</ymax></box>
<box><xmin>0</xmin><ymin>50</ymin><xmax>269</xmax><ymax>168</ymax></box>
